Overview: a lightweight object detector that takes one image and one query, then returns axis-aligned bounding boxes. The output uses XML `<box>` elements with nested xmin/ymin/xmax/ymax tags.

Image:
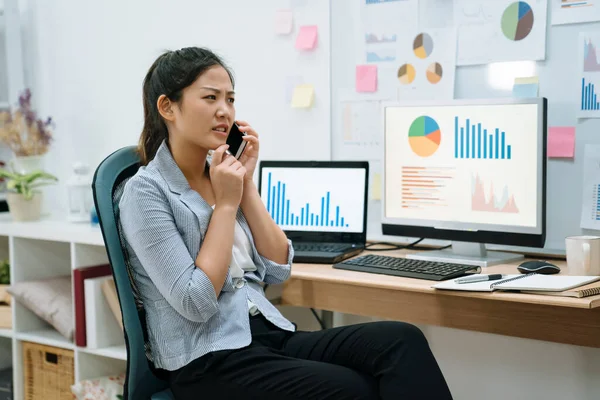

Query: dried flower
<box><xmin>0</xmin><ymin>89</ymin><xmax>54</xmax><ymax>156</ymax></box>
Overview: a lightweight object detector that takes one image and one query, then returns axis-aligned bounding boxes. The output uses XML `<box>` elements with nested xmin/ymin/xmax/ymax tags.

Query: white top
<box><xmin>213</xmin><ymin>205</ymin><xmax>260</xmax><ymax>315</ymax></box>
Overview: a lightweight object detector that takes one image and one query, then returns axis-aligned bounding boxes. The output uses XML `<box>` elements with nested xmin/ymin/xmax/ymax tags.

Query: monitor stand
<box><xmin>405</xmin><ymin>241</ymin><xmax>524</xmax><ymax>268</ymax></box>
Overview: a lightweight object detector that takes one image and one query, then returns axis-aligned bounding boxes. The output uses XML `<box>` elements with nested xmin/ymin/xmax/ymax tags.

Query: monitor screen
<box><xmin>259</xmin><ymin>167</ymin><xmax>367</xmax><ymax>233</ymax></box>
<box><xmin>383</xmin><ymin>99</ymin><xmax>545</xmax><ymax>241</ymax></box>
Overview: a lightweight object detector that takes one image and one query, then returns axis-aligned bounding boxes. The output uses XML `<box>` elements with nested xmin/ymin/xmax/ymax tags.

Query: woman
<box><xmin>119</xmin><ymin>47</ymin><xmax>453</xmax><ymax>400</ymax></box>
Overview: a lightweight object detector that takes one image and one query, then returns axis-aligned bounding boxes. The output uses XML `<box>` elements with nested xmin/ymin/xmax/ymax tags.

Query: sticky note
<box><xmin>275</xmin><ymin>9</ymin><xmax>293</xmax><ymax>35</ymax></box>
<box><xmin>356</xmin><ymin>65</ymin><xmax>377</xmax><ymax>92</ymax></box>
<box><xmin>513</xmin><ymin>76</ymin><xmax>539</xmax><ymax>98</ymax></box>
<box><xmin>548</xmin><ymin>126</ymin><xmax>576</xmax><ymax>158</ymax></box>
<box><xmin>295</xmin><ymin>25</ymin><xmax>318</xmax><ymax>50</ymax></box>
<box><xmin>291</xmin><ymin>84</ymin><xmax>314</xmax><ymax>108</ymax></box>
<box><xmin>515</xmin><ymin>76</ymin><xmax>539</xmax><ymax>85</ymax></box>
<box><xmin>371</xmin><ymin>173</ymin><xmax>382</xmax><ymax>200</ymax></box>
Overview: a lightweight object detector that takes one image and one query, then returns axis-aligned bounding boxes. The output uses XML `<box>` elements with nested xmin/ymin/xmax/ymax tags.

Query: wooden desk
<box><xmin>281</xmin><ymin>249</ymin><xmax>600</xmax><ymax>348</ymax></box>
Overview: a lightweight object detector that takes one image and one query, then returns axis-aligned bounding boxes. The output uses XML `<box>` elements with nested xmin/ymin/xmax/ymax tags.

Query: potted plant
<box><xmin>0</xmin><ymin>89</ymin><xmax>54</xmax><ymax>174</ymax></box>
<box><xmin>0</xmin><ymin>169</ymin><xmax>58</xmax><ymax>221</ymax></box>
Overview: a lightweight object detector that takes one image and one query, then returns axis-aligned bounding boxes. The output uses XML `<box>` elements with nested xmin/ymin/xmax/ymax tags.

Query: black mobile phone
<box><xmin>226</xmin><ymin>123</ymin><xmax>247</xmax><ymax>159</ymax></box>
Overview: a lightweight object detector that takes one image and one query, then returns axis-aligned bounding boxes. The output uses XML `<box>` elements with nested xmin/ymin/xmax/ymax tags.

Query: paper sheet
<box><xmin>578</xmin><ymin>32</ymin><xmax>600</xmax><ymax>118</ymax></box>
<box><xmin>396</xmin><ymin>28</ymin><xmax>457</xmax><ymax>101</ymax></box>
<box><xmin>360</xmin><ymin>0</ymin><xmax>418</xmax><ymax>65</ymax></box>
<box><xmin>419</xmin><ymin>0</ymin><xmax>455</xmax><ymax>29</ymax></box>
<box><xmin>356</xmin><ymin>65</ymin><xmax>378</xmax><ymax>92</ymax></box>
<box><xmin>275</xmin><ymin>9</ymin><xmax>293</xmax><ymax>35</ymax></box>
<box><xmin>580</xmin><ymin>145</ymin><xmax>600</xmax><ymax>230</ymax></box>
<box><xmin>454</xmin><ymin>0</ymin><xmax>548</xmax><ymax>66</ymax></box>
<box><xmin>295</xmin><ymin>25</ymin><xmax>318</xmax><ymax>50</ymax></box>
<box><xmin>513</xmin><ymin>83</ymin><xmax>539</xmax><ymax>98</ymax></box>
<box><xmin>552</xmin><ymin>0</ymin><xmax>600</xmax><ymax>25</ymax></box>
<box><xmin>371</xmin><ymin>173</ymin><xmax>382</xmax><ymax>200</ymax></box>
<box><xmin>548</xmin><ymin>127</ymin><xmax>575</xmax><ymax>158</ymax></box>
<box><xmin>339</xmin><ymin>100</ymin><xmax>384</xmax><ymax>160</ymax></box>
<box><xmin>291</xmin><ymin>84</ymin><xmax>314</xmax><ymax>108</ymax></box>
<box><xmin>284</xmin><ymin>75</ymin><xmax>304</xmax><ymax>104</ymax></box>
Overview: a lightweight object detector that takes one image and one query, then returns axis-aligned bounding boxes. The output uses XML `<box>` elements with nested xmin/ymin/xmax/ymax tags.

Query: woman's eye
<box><xmin>228</xmin><ymin>98</ymin><xmax>235</xmax><ymax>103</ymax></box>
<box><xmin>205</xmin><ymin>95</ymin><xmax>216</xmax><ymax>100</ymax></box>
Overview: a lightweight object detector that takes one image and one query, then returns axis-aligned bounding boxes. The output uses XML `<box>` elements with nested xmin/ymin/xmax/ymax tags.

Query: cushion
<box><xmin>71</xmin><ymin>373</ymin><xmax>125</xmax><ymax>400</ymax></box>
<box><xmin>7</xmin><ymin>276</ymin><xmax>73</xmax><ymax>340</ymax></box>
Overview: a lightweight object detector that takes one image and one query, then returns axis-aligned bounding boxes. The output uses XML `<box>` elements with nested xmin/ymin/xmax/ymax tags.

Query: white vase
<box><xmin>6</xmin><ymin>191</ymin><xmax>43</xmax><ymax>221</ymax></box>
<box><xmin>11</xmin><ymin>155</ymin><xmax>45</xmax><ymax>174</ymax></box>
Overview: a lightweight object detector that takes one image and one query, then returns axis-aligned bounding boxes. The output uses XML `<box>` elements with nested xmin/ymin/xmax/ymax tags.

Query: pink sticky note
<box><xmin>356</xmin><ymin>65</ymin><xmax>377</xmax><ymax>92</ymax></box>
<box><xmin>295</xmin><ymin>25</ymin><xmax>318</xmax><ymax>50</ymax></box>
<box><xmin>548</xmin><ymin>127</ymin><xmax>575</xmax><ymax>158</ymax></box>
<box><xmin>275</xmin><ymin>9</ymin><xmax>293</xmax><ymax>35</ymax></box>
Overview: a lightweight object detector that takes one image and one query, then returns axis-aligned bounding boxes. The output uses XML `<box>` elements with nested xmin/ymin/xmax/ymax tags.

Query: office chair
<box><xmin>92</xmin><ymin>146</ymin><xmax>174</xmax><ymax>400</ymax></box>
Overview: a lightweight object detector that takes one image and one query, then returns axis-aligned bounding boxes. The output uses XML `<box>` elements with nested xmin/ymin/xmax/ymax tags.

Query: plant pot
<box><xmin>6</xmin><ymin>192</ymin><xmax>43</xmax><ymax>221</ymax></box>
<box><xmin>11</xmin><ymin>155</ymin><xmax>45</xmax><ymax>174</ymax></box>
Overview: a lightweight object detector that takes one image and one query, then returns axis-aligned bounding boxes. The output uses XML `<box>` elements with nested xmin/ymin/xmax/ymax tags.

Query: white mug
<box><xmin>565</xmin><ymin>236</ymin><xmax>600</xmax><ymax>276</ymax></box>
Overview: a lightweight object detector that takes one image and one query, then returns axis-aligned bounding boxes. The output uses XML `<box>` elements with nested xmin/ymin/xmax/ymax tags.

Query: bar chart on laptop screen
<box><xmin>260</xmin><ymin>168</ymin><xmax>366</xmax><ymax>233</ymax></box>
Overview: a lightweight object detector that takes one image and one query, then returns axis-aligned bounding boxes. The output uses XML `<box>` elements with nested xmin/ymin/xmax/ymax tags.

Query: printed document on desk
<box><xmin>433</xmin><ymin>274</ymin><xmax>600</xmax><ymax>292</ymax></box>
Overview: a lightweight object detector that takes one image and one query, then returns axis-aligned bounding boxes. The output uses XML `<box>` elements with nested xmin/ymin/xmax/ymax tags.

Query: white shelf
<box><xmin>0</xmin><ymin>215</ymin><xmax>104</xmax><ymax>246</ymax></box>
<box><xmin>16</xmin><ymin>329</ymin><xmax>74</xmax><ymax>350</ymax></box>
<box><xmin>0</xmin><ymin>328</ymin><xmax>11</xmax><ymax>338</ymax></box>
<box><xmin>79</xmin><ymin>345</ymin><xmax>127</xmax><ymax>361</ymax></box>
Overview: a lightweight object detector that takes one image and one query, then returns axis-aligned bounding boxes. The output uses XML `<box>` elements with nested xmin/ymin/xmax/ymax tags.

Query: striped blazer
<box><xmin>119</xmin><ymin>141</ymin><xmax>295</xmax><ymax>371</ymax></box>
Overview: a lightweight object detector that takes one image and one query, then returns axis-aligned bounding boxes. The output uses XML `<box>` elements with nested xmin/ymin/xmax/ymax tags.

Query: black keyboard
<box><xmin>293</xmin><ymin>243</ymin><xmax>354</xmax><ymax>253</ymax></box>
<box><xmin>333</xmin><ymin>254</ymin><xmax>477</xmax><ymax>281</ymax></box>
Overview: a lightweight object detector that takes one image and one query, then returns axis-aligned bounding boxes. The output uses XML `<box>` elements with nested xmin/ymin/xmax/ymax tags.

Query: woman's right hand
<box><xmin>210</xmin><ymin>145</ymin><xmax>246</xmax><ymax>210</ymax></box>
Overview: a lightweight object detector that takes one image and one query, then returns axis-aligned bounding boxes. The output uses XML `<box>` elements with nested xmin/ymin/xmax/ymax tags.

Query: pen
<box><xmin>455</xmin><ymin>274</ymin><xmax>504</xmax><ymax>284</ymax></box>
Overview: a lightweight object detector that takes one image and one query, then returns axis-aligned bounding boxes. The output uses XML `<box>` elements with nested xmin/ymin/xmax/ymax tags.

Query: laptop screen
<box><xmin>258</xmin><ymin>162</ymin><xmax>368</xmax><ymax>237</ymax></box>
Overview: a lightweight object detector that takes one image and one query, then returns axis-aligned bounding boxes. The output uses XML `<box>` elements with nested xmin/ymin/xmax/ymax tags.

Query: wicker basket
<box><xmin>22</xmin><ymin>342</ymin><xmax>74</xmax><ymax>400</ymax></box>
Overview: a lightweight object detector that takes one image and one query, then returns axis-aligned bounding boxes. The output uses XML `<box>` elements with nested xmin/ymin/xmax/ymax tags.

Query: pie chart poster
<box><xmin>389</xmin><ymin>28</ymin><xmax>457</xmax><ymax>101</ymax></box>
<box><xmin>454</xmin><ymin>0</ymin><xmax>548</xmax><ymax>66</ymax></box>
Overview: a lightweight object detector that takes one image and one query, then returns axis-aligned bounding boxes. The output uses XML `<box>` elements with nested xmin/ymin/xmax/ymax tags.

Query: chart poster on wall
<box><xmin>454</xmin><ymin>0</ymin><xmax>548</xmax><ymax>66</ymax></box>
<box><xmin>360</xmin><ymin>0</ymin><xmax>418</xmax><ymax>66</ymax></box>
<box><xmin>552</xmin><ymin>0</ymin><xmax>600</xmax><ymax>25</ymax></box>
<box><xmin>393</xmin><ymin>28</ymin><xmax>457</xmax><ymax>101</ymax></box>
<box><xmin>578</xmin><ymin>32</ymin><xmax>600</xmax><ymax>118</ymax></box>
<box><xmin>580</xmin><ymin>145</ymin><xmax>600</xmax><ymax>230</ymax></box>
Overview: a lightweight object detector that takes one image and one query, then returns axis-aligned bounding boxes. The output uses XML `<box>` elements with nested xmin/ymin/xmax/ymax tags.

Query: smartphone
<box><xmin>226</xmin><ymin>123</ymin><xmax>248</xmax><ymax>159</ymax></box>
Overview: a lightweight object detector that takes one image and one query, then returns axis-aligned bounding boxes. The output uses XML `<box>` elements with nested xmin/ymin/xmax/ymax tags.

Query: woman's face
<box><xmin>169</xmin><ymin>65</ymin><xmax>235</xmax><ymax>151</ymax></box>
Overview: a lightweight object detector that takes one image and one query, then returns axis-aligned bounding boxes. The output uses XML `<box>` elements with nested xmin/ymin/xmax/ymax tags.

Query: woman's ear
<box><xmin>157</xmin><ymin>94</ymin><xmax>176</xmax><ymax>122</ymax></box>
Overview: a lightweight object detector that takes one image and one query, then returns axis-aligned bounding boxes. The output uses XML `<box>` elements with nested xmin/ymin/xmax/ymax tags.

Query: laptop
<box><xmin>258</xmin><ymin>161</ymin><xmax>369</xmax><ymax>264</ymax></box>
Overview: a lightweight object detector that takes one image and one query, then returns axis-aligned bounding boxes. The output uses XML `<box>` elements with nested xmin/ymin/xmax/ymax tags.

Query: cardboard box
<box><xmin>0</xmin><ymin>285</ymin><xmax>11</xmax><ymax>329</ymax></box>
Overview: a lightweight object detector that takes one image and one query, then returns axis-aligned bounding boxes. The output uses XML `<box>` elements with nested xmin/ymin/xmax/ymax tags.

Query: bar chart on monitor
<box><xmin>260</xmin><ymin>168</ymin><xmax>366</xmax><ymax>233</ymax></box>
<box><xmin>454</xmin><ymin>116</ymin><xmax>512</xmax><ymax>160</ymax></box>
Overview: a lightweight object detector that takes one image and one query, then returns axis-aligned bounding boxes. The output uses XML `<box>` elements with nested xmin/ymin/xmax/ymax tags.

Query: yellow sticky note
<box><xmin>514</xmin><ymin>76</ymin><xmax>539</xmax><ymax>85</ymax></box>
<box><xmin>291</xmin><ymin>84</ymin><xmax>314</xmax><ymax>108</ymax></box>
<box><xmin>371</xmin><ymin>173</ymin><xmax>382</xmax><ymax>200</ymax></box>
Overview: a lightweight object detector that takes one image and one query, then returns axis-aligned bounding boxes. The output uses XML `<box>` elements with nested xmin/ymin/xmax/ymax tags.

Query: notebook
<box><xmin>432</xmin><ymin>273</ymin><xmax>600</xmax><ymax>293</ymax></box>
<box><xmin>521</xmin><ymin>281</ymin><xmax>600</xmax><ymax>298</ymax></box>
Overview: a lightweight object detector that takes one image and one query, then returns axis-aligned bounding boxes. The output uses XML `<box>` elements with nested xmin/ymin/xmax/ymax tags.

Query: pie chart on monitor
<box><xmin>408</xmin><ymin>116</ymin><xmax>441</xmax><ymax>157</ymax></box>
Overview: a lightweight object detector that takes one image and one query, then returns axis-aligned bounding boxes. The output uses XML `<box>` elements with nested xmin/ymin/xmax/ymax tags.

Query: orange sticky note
<box><xmin>295</xmin><ymin>25</ymin><xmax>318</xmax><ymax>50</ymax></box>
<box><xmin>548</xmin><ymin>127</ymin><xmax>575</xmax><ymax>158</ymax></box>
<box><xmin>356</xmin><ymin>65</ymin><xmax>377</xmax><ymax>92</ymax></box>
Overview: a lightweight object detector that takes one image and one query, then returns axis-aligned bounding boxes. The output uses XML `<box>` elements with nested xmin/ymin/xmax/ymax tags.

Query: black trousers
<box><xmin>169</xmin><ymin>314</ymin><xmax>453</xmax><ymax>400</ymax></box>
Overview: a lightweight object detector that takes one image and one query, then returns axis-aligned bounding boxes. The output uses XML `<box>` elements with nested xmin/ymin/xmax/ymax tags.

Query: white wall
<box><xmin>13</xmin><ymin>1</ymin><xmax>600</xmax><ymax>399</ymax></box>
<box><xmin>18</xmin><ymin>0</ymin><xmax>330</xmax><ymax>215</ymax></box>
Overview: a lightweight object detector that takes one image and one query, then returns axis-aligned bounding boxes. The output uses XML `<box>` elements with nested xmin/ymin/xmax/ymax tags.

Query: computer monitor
<box><xmin>382</xmin><ymin>97</ymin><xmax>547</xmax><ymax>267</ymax></box>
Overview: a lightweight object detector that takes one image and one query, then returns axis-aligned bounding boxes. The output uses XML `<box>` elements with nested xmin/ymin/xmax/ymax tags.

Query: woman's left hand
<box><xmin>236</xmin><ymin>120</ymin><xmax>260</xmax><ymax>182</ymax></box>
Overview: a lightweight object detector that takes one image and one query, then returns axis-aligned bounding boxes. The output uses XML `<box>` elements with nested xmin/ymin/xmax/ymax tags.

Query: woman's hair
<box><xmin>138</xmin><ymin>47</ymin><xmax>235</xmax><ymax>165</ymax></box>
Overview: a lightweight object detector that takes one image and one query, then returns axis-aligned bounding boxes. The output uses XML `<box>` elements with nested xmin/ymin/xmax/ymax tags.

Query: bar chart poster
<box><xmin>580</xmin><ymin>145</ymin><xmax>600</xmax><ymax>230</ymax></box>
<box><xmin>260</xmin><ymin>168</ymin><xmax>366</xmax><ymax>233</ymax></box>
<box><xmin>579</xmin><ymin>32</ymin><xmax>600</xmax><ymax>118</ymax></box>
